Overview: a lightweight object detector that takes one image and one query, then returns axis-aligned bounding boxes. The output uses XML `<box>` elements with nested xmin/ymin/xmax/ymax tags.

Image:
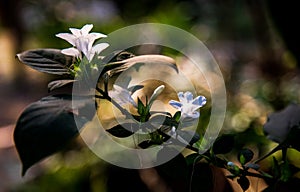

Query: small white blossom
<box><xmin>56</xmin><ymin>24</ymin><xmax>108</xmax><ymax>61</ymax></box>
<box><xmin>109</xmin><ymin>85</ymin><xmax>137</xmax><ymax>107</ymax></box>
<box><xmin>149</xmin><ymin>85</ymin><xmax>165</xmax><ymax>105</ymax></box>
<box><xmin>169</xmin><ymin>91</ymin><xmax>206</xmax><ymax>119</ymax></box>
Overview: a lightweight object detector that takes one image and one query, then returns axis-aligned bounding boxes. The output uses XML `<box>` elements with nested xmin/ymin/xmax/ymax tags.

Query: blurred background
<box><xmin>0</xmin><ymin>0</ymin><xmax>299</xmax><ymax>191</ymax></box>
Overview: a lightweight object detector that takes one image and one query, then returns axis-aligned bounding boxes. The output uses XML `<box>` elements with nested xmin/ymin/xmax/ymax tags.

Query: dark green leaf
<box><xmin>106</xmin><ymin>123</ymin><xmax>139</xmax><ymax>138</ymax></box>
<box><xmin>16</xmin><ymin>49</ymin><xmax>74</xmax><ymax>75</ymax></box>
<box><xmin>149</xmin><ymin>114</ymin><xmax>175</xmax><ymax>128</ymax></box>
<box><xmin>177</xmin><ymin>130</ymin><xmax>200</xmax><ymax>145</ymax></box>
<box><xmin>237</xmin><ymin>176</ymin><xmax>250</xmax><ymax>191</ymax></box>
<box><xmin>14</xmin><ymin>94</ymin><xmax>90</xmax><ymax>176</ymax></box>
<box><xmin>138</xmin><ymin>140</ymin><xmax>155</xmax><ymax>149</ymax></box>
<box><xmin>185</xmin><ymin>153</ymin><xmax>202</xmax><ymax>167</ymax></box>
<box><xmin>156</xmin><ymin>147</ymin><xmax>188</xmax><ymax>180</ymax></box>
<box><xmin>48</xmin><ymin>79</ymin><xmax>76</xmax><ymax>92</ymax></box>
<box><xmin>128</xmin><ymin>85</ymin><xmax>144</xmax><ymax>94</ymax></box>
<box><xmin>238</xmin><ymin>148</ymin><xmax>254</xmax><ymax>165</ymax></box>
<box><xmin>173</xmin><ymin>111</ymin><xmax>181</xmax><ymax>122</ymax></box>
<box><xmin>137</xmin><ymin>97</ymin><xmax>145</xmax><ymax>116</ymax></box>
<box><xmin>285</xmin><ymin>125</ymin><xmax>300</xmax><ymax>151</ymax></box>
<box><xmin>212</xmin><ymin>134</ymin><xmax>235</xmax><ymax>154</ymax></box>
<box><xmin>280</xmin><ymin>160</ymin><xmax>292</xmax><ymax>182</ymax></box>
<box><xmin>272</xmin><ymin>157</ymin><xmax>280</xmax><ymax>179</ymax></box>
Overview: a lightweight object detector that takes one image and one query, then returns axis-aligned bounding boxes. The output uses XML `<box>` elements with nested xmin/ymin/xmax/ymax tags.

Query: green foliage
<box><xmin>14</xmin><ymin>94</ymin><xmax>91</xmax><ymax>175</ymax></box>
<box><xmin>16</xmin><ymin>49</ymin><xmax>74</xmax><ymax>75</ymax></box>
<box><xmin>238</xmin><ymin>148</ymin><xmax>254</xmax><ymax>166</ymax></box>
<box><xmin>106</xmin><ymin>123</ymin><xmax>139</xmax><ymax>138</ymax></box>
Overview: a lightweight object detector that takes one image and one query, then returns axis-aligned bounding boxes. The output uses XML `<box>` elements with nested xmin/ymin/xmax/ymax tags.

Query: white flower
<box><xmin>149</xmin><ymin>85</ymin><xmax>165</xmax><ymax>106</ymax></box>
<box><xmin>109</xmin><ymin>85</ymin><xmax>137</xmax><ymax>107</ymax></box>
<box><xmin>56</xmin><ymin>24</ymin><xmax>108</xmax><ymax>61</ymax></box>
<box><xmin>169</xmin><ymin>91</ymin><xmax>206</xmax><ymax>119</ymax></box>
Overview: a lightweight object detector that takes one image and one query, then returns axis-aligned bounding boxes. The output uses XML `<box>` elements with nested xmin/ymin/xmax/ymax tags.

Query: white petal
<box><xmin>88</xmin><ymin>43</ymin><xmax>109</xmax><ymax>61</ymax></box>
<box><xmin>89</xmin><ymin>32</ymin><xmax>107</xmax><ymax>39</ymax></box>
<box><xmin>56</xmin><ymin>33</ymin><xmax>76</xmax><ymax>46</ymax></box>
<box><xmin>92</xmin><ymin>43</ymin><xmax>109</xmax><ymax>54</ymax></box>
<box><xmin>61</xmin><ymin>47</ymin><xmax>81</xmax><ymax>58</ymax></box>
<box><xmin>112</xmin><ymin>85</ymin><xmax>124</xmax><ymax>92</ymax></box>
<box><xmin>149</xmin><ymin>85</ymin><xmax>165</xmax><ymax>104</ymax></box>
<box><xmin>182</xmin><ymin>111</ymin><xmax>199</xmax><ymax>119</ymax></box>
<box><xmin>69</xmin><ymin>28</ymin><xmax>82</xmax><ymax>37</ymax></box>
<box><xmin>75</xmin><ymin>38</ymin><xmax>89</xmax><ymax>57</ymax></box>
<box><xmin>81</xmin><ymin>24</ymin><xmax>93</xmax><ymax>35</ymax></box>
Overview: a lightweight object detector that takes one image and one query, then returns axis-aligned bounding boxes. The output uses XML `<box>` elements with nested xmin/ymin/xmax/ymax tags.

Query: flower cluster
<box><xmin>56</xmin><ymin>24</ymin><xmax>109</xmax><ymax>61</ymax></box>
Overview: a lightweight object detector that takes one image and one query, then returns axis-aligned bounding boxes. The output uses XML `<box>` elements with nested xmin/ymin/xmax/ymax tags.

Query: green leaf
<box><xmin>138</xmin><ymin>140</ymin><xmax>155</xmax><ymax>149</ymax></box>
<box><xmin>177</xmin><ymin>130</ymin><xmax>200</xmax><ymax>145</ymax></box>
<box><xmin>280</xmin><ymin>160</ymin><xmax>292</xmax><ymax>182</ymax></box>
<box><xmin>137</xmin><ymin>97</ymin><xmax>145</xmax><ymax>115</ymax></box>
<box><xmin>14</xmin><ymin>95</ymin><xmax>90</xmax><ymax>176</ymax></box>
<box><xmin>238</xmin><ymin>148</ymin><xmax>254</xmax><ymax>165</ymax></box>
<box><xmin>156</xmin><ymin>147</ymin><xmax>188</xmax><ymax>180</ymax></box>
<box><xmin>185</xmin><ymin>153</ymin><xmax>202</xmax><ymax>167</ymax></box>
<box><xmin>285</xmin><ymin>124</ymin><xmax>300</xmax><ymax>151</ymax></box>
<box><xmin>103</xmin><ymin>54</ymin><xmax>178</xmax><ymax>77</ymax></box>
<box><xmin>106</xmin><ymin>123</ymin><xmax>139</xmax><ymax>138</ymax></box>
<box><xmin>173</xmin><ymin>111</ymin><xmax>181</xmax><ymax>122</ymax></box>
<box><xmin>16</xmin><ymin>49</ymin><xmax>74</xmax><ymax>75</ymax></box>
<box><xmin>48</xmin><ymin>79</ymin><xmax>76</xmax><ymax>92</ymax></box>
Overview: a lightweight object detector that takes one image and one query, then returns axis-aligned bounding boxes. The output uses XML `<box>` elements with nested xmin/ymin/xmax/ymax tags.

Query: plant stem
<box><xmin>254</xmin><ymin>144</ymin><xmax>282</xmax><ymax>164</ymax></box>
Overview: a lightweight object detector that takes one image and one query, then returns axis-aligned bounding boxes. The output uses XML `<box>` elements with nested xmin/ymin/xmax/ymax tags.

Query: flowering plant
<box><xmin>14</xmin><ymin>24</ymin><xmax>300</xmax><ymax>191</ymax></box>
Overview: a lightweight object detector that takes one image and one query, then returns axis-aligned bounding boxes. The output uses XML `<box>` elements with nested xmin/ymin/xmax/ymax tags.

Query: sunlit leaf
<box><xmin>16</xmin><ymin>49</ymin><xmax>74</xmax><ymax>75</ymax></box>
<box><xmin>103</xmin><ymin>54</ymin><xmax>178</xmax><ymax>77</ymax></box>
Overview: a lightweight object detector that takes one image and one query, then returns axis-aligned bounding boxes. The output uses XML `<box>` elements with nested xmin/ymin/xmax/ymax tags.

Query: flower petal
<box><xmin>80</xmin><ymin>24</ymin><xmax>93</xmax><ymax>35</ymax></box>
<box><xmin>192</xmin><ymin>96</ymin><xmax>206</xmax><ymax>107</ymax></box>
<box><xmin>92</xmin><ymin>43</ymin><xmax>109</xmax><ymax>54</ymax></box>
<box><xmin>55</xmin><ymin>33</ymin><xmax>76</xmax><ymax>46</ymax></box>
<box><xmin>89</xmin><ymin>32</ymin><xmax>107</xmax><ymax>39</ymax></box>
<box><xmin>149</xmin><ymin>85</ymin><xmax>165</xmax><ymax>104</ymax></box>
<box><xmin>184</xmin><ymin>91</ymin><xmax>194</xmax><ymax>102</ymax></box>
<box><xmin>69</xmin><ymin>28</ymin><xmax>81</xmax><ymax>37</ymax></box>
<box><xmin>169</xmin><ymin>100</ymin><xmax>182</xmax><ymax>109</ymax></box>
<box><xmin>61</xmin><ymin>47</ymin><xmax>81</xmax><ymax>58</ymax></box>
<box><xmin>75</xmin><ymin>38</ymin><xmax>89</xmax><ymax>57</ymax></box>
<box><xmin>88</xmin><ymin>43</ymin><xmax>109</xmax><ymax>61</ymax></box>
<box><xmin>178</xmin><ymin>92</ymin><xmax>184</xmax><ymax>102</ymax></box>
<box><xmin>109</xmin><ymin>85</ymin><xmax>137</xmax><ymax>107</ymax></box>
